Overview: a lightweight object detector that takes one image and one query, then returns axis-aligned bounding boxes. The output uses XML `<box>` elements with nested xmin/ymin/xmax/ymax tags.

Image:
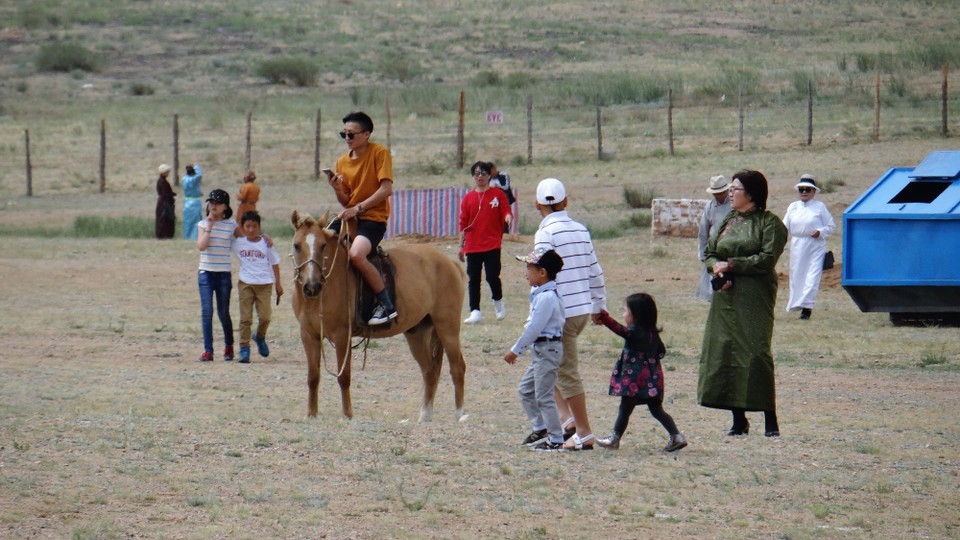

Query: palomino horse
<box><xmin>290</xmin><ymin>211</ymin><xmax>467</xmax><ymax>422</ymax></box>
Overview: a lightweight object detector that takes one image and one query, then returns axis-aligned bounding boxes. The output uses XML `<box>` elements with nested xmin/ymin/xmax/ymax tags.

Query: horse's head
<box><xmin>291</xmin><ymin>210</ymin><xmax>340</xmax><ymax>298</ymax></box>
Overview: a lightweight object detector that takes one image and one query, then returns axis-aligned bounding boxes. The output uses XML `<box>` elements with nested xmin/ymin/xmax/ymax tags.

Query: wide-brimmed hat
<box><xmin>795</xmin><ymin>173</ymin><xmax>821</xmax><ymax>192</ymax></box>
<box><xmin>536</xmin><ymin>178</ymin><xmax>566</xmax><ymax>205</ymax></box>
<box><xmin>705</xmin><ymin>175</ymin><xmax>729</xmax><ymax>194</ymax></box>
<box><xmin>158</xmin><ymin>163</ymin><xmax>171</xmax><ymax>175</ymax></box>
<box><xmin>517</xmin><ymin>246</ymin><xmax>564</xmax><ymax>273</ymax></box>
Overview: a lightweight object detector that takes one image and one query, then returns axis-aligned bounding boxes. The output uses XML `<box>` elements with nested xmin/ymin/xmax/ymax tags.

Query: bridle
<box><xmin>291</xmin><ymin>219</ymin><xmax>362</xmax><ymax>378</ymax></box>
<box><xmin>292</xmin><ymin>221</ymin><xmax>349</xmax><ymax>287</ymax></box>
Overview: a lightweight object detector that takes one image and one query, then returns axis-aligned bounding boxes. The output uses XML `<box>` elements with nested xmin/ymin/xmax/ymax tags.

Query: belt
<box><xmin>534</xmin><ymin>336</ymin><xmax>562</xmax><ymax>343</ymax></box>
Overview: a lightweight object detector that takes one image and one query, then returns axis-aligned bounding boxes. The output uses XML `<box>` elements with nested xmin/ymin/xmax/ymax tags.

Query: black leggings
<box><xmin>612</xmin><ymin>395</ymin><xmax>679</xmax><ymax>437</ymax></box>
<box><xmin>465</xmin><ymin>248</ymin><xmax>503</xmax><ymax>311</ymax></box>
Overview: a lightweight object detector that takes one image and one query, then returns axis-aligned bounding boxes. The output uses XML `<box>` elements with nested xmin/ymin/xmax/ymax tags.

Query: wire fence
<box><xmin>2</xmin><ymin>69</ymin><xmax>957</xmax><ymax>199</ymax></box>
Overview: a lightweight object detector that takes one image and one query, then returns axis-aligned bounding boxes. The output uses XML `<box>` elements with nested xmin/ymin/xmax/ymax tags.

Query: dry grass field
<box><xmin>2</xmin><ymin>1</ymin><xmax>960</xmax><ymax>539</ymax></box>
<box><xmin>2</xmin><ymin>208</ymin><xmax>959</xmax><ymax>539</ymax></box>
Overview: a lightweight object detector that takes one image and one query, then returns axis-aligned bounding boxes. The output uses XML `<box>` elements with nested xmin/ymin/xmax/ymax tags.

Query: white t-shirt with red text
<box><xmin>233</xmin><ymin>236</ymin><xmax>281</xmax><ymax>285</ymax></box>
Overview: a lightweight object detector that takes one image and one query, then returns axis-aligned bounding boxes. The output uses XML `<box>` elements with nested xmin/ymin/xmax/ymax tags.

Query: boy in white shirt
<box><xmin>233</xmin><ymin>211</ymin><xmax>283</xmax><ymax>363</ymax></box>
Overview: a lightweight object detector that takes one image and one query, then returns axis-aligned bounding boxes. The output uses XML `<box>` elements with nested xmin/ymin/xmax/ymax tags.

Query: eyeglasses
<box><xmin>339</xmin><ymin>131</ymin><xmax>365</xmax><ymax>140</ymax></box>
<box><xmin>798</xmin><ymin>187</ymin><xmax>814</xmax><ymax>194</ymax></box>
<box><xmin>729</xmin><ymin>187</ymin><xmax>745</xmax><ymax>193</ymax></box>
<box><xmin>472</xmin><ymin>172</ymin><xmax>490</xmax><ymax>178</ymax></box>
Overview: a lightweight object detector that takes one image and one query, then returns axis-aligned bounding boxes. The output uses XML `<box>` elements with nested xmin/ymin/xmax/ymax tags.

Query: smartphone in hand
<box><xmin>322</xmin><ymin>168</ymin><xmax>333</xmax><ymax>178</ymax></box>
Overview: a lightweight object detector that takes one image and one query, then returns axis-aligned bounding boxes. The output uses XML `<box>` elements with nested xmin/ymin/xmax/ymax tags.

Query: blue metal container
<box><xmin>842</xmin><ymin>151</ymin><xmax>960</xmax><ymax>324</ymax></box>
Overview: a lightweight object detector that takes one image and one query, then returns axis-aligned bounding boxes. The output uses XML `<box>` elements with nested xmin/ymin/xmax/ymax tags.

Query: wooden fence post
<box><xmin>526</xmin><ymin>95</ymin><xmax>533</xmax><ymax>165</ymax></box>
<box><xmin>873</xmin><ymin>71</ymin><xmax>881</xmax><ymax>142</ymax></box>
<box><xmin>595</xmin><ymin>94</ymin><xmax>603</xmax><ymax>160</ymax></box>
<box><xmin>737</xmin><ymin>82</ymin><xmax>744</xmax><ymax>152</ymax></box>
<box><xmin>172</xmin><ymin>114</ymin><xmax>180</xmax><ymax>186</ymax></box>
<box><xmin>385</xmin><ymin>96</ymin><xmax>392</xmax><ymax>151</ymax></box>
<box><xmin>314</xmin><ymin>108</ymin><xmax>321</xmax><ymax>179</ymax></box>
<box><xmin>25</xmin><ymin>129</ymin><xmax>32</xmax><ymax>197</ymax></box>
<box><xmin>807</xmin><ymin>79</ymin><xmax>813</xmax><ymax>146</ymax></box>
<box><xmin>667</xmin><ymin>88</ymin><xmax>674</xmax><ymax>156</ymax></box>
<box><xmin>457</xmin><ymin>91</ymin><xmax>465</xmax><ymax>169</ymax></box>
<box><xmin>99</xmin><ymin>119</ymin><xmax>106</xmax><ymax>193</ymax></box>
<box><xmin>942</xmin><ymin>64</ymin><xmax>949</xmax><ymax>137</ymax></box>
<box><xmin>245</xmin><ymin>111</ymin><xmax>252</xmax><ymax>172</ymax></box>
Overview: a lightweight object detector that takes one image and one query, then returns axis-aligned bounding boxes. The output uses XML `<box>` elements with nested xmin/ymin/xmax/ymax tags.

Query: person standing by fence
<box><xmin>783</xmin><ymin>174</ymin><xmax>836</xmax><ymax>320</ymax></box>
<box><xmin>236</xmin><ymin>170</ymin><xmax>260</xmax><ymax>222</ymax></box>
<box><xmin>696</xmin><ymin>175</ymin><xmax>731</xmax><ymax>302</ymax></box>
<box><xmin>155</xmin><ymin>164</ymin><xmax>176</xmax><ymax>239</ymax></box>
<box><xmin>182</xmin><ymin>163</ymin><xmax>204</xmax><ymax>240</ymax></box>
<box><xmin>489</xmin><ymin>162</ymin><xmax>516</xmax><ymax>234</ymax></box>
<box><xmin>459</xmin><ymin>161</ymin><xmax>512</xmax><ymax>324</ymax></box>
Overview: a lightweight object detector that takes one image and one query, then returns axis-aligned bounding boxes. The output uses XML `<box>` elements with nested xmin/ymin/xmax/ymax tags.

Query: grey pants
<box><xmin>518</xmin><ymin>341</ymin><xmax>564</xmax><ymax>443</ymax></box>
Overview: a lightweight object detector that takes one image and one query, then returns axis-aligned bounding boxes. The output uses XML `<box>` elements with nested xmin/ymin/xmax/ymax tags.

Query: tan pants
<box><xmin>556</xmin><ymin>313</ymin><xmax>590</xmax><ymax>399</ymax></box>
<box><xmin>238</xmin><ymin>281</ymin><xmax>272</xmax><ymax>347</ymax></box>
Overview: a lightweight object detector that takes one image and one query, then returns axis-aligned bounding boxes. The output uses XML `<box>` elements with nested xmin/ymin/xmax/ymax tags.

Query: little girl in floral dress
<box><xmin>596</xmin><ymin>293</ymin><xmax>687</xmax><ymax>452</ymax></box>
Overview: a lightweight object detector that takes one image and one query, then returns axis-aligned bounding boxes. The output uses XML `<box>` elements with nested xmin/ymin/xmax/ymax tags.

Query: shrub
<box><xmin>471</xmin><ymin>70</ymin><xmax>502</xmax><ymax>87</ymax></box>
<box><xmin>254</xmin><ymin>57</ymin><xmax>318</xmax><ymax>86</ymax></box>
<box><xmin>904</xmin><ymin>42</ymin><xmax>960</xmax><ymax>70</ymax></box>
<box><xmin>377</xmin><ymin>50</ymin><xmax>423</xmax><ymax>83</ymax></box>
<box><xmin>504</xmin><ymin>72</ymin><xmax>538</xmax><ymax>89</ymax></box>
<box><xmin>35</xmin><ymin>43</ymin><xmax>101</xmax><ymax>73</ymax></box>
<box><xmin>130</xmin><ymin>82</ymin><xmax>155</xmax><ymax>96</ymax></box>
<box><xmin>623</xmin><ymin>185</ymin><xmax>657</xmax><ymax>209</ymax></box>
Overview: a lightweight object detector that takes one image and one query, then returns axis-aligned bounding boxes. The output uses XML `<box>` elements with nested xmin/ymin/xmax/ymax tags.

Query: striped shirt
<box><xmin>534</xmin><ymin>211</ymin><xmax>607</xmax><ymax>317</ymax></box>
<box><xmin>198</xmin><ymin>218</ymin><xmax>237</xmax><ymax>273</ymax></box>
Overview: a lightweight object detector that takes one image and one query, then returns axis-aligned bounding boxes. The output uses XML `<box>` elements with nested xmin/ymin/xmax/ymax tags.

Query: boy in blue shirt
<box><xmin>504</xmin><ymin>248</ymin><xmax>567</xmax><ymax>452</ymax></box>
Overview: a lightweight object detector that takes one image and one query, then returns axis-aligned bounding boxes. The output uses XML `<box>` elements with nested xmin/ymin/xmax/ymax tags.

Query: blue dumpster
<box><xmin>842</xmin><ymin>150</ymin><xmax>960</xmax><ymax>325</ymax></box>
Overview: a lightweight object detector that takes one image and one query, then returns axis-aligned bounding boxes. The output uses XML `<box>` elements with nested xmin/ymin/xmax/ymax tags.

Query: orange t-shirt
<box><xmin>237</xmin><ymin>182</ymin><xmax>260</xmax><ymax>220</ymax></box>
<box><xmin>336</xmin><ymin>142</ymin><xmax>393</xmax><ymax>223</ymax></box>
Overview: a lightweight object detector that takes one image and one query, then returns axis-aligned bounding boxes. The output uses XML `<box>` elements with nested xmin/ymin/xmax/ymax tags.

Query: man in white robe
<box><xmin>783</xmin><ymin>174</ymin><xmax>836</xmax><ymax>319</ymax></box>
<box><xmin>696</xmin><ymin>175</ymin><xmax>732</xmax><ymax>302</ymax></box>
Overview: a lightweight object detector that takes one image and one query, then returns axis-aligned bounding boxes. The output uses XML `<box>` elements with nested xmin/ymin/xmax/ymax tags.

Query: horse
<box><xmin>290</xmin><ymin>211</ymin><xmax>468</xmax><ymax>423</ymax></box>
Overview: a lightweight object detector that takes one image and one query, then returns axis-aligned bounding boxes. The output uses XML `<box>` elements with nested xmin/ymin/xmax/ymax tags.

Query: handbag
<box><xmin>822</xmin><ymin>250</ymin><xmax>835</xmax><ymax>270</ymax></box>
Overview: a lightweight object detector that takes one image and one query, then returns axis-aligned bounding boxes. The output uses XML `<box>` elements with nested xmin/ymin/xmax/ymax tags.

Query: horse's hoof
<box><xmin>458</xmin><ymin>414</ymin><xmax>470</xmax><ymax>423</ymax></box>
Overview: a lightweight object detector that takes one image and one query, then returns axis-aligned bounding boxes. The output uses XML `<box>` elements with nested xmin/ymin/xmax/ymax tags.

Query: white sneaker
<box><xmin>463</xmin><ymin>310</ymin><xmax>483</xmax><ymax>324</ymax></box>
<box><xmin>493</xmin><ymin>299</ymin><xmax>507</xmax><ymax>320</ymax></box>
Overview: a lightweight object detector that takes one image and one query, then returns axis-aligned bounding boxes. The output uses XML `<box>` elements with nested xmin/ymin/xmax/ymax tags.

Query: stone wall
<box><xmin>651</xmin><ymin>198</ymin><xmax>708</xmax><ymax>238</ymax></box>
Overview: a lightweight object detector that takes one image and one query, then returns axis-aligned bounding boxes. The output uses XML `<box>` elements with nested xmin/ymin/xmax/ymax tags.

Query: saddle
<box><xmin>355</xmin><ymin>246</ymin><xmax>398</xmax><ymax>327</ymax></box>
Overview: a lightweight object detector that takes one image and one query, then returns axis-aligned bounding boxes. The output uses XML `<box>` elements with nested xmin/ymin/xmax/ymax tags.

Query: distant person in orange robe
<box><xmin>236</xmin><ymin>170</ymin><xmax>260</xmax><ymax>222</ymax></box>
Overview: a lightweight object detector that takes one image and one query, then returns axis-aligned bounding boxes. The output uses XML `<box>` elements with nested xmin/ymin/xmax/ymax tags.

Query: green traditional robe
<box><xmin>698</xmin><ymin>208</ymin><xmax>787</xmax><ymax>411</ymax></box>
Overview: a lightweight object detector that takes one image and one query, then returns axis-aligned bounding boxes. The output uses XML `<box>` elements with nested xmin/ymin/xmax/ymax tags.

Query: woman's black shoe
<box><xmin>726</xmin><ymin>422</ymin><xmax>749</xmax><ymax>436</ymax></box>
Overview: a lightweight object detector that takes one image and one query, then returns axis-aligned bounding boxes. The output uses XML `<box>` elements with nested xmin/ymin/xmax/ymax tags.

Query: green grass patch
<box><xmin>73</xmin><ymin>216</ymin><xmax>153</xmax><ymax>238</ymax></box>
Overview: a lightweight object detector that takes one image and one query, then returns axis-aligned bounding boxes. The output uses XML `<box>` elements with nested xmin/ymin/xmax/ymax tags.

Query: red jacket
<box><xmin>459</xmin><ymin>188</ymin><xmax>511</xmax><ymax>254</ymax></box>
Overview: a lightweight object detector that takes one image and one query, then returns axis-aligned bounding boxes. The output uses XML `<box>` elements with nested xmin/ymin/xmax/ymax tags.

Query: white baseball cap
<box><xmin>536</xmin><ymin>178</ymin><xmax>566</xmax><ymax>205</ymax></box>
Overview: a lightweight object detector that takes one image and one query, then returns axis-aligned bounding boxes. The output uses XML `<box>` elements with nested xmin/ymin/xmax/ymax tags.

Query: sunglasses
<box><xmin>472</xmin><ymin>172</ymin><xmax>490</xmax><ymax>178</ymax></box>
<box><xmin>339</xmin><ymin>130</ymin><xmax>365</xmax><ymax>140</ymax></box>
<box><xmin>798</xmin><ymin>187</ymin><xmax>815</xmax><ymax>194</ymax></box>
